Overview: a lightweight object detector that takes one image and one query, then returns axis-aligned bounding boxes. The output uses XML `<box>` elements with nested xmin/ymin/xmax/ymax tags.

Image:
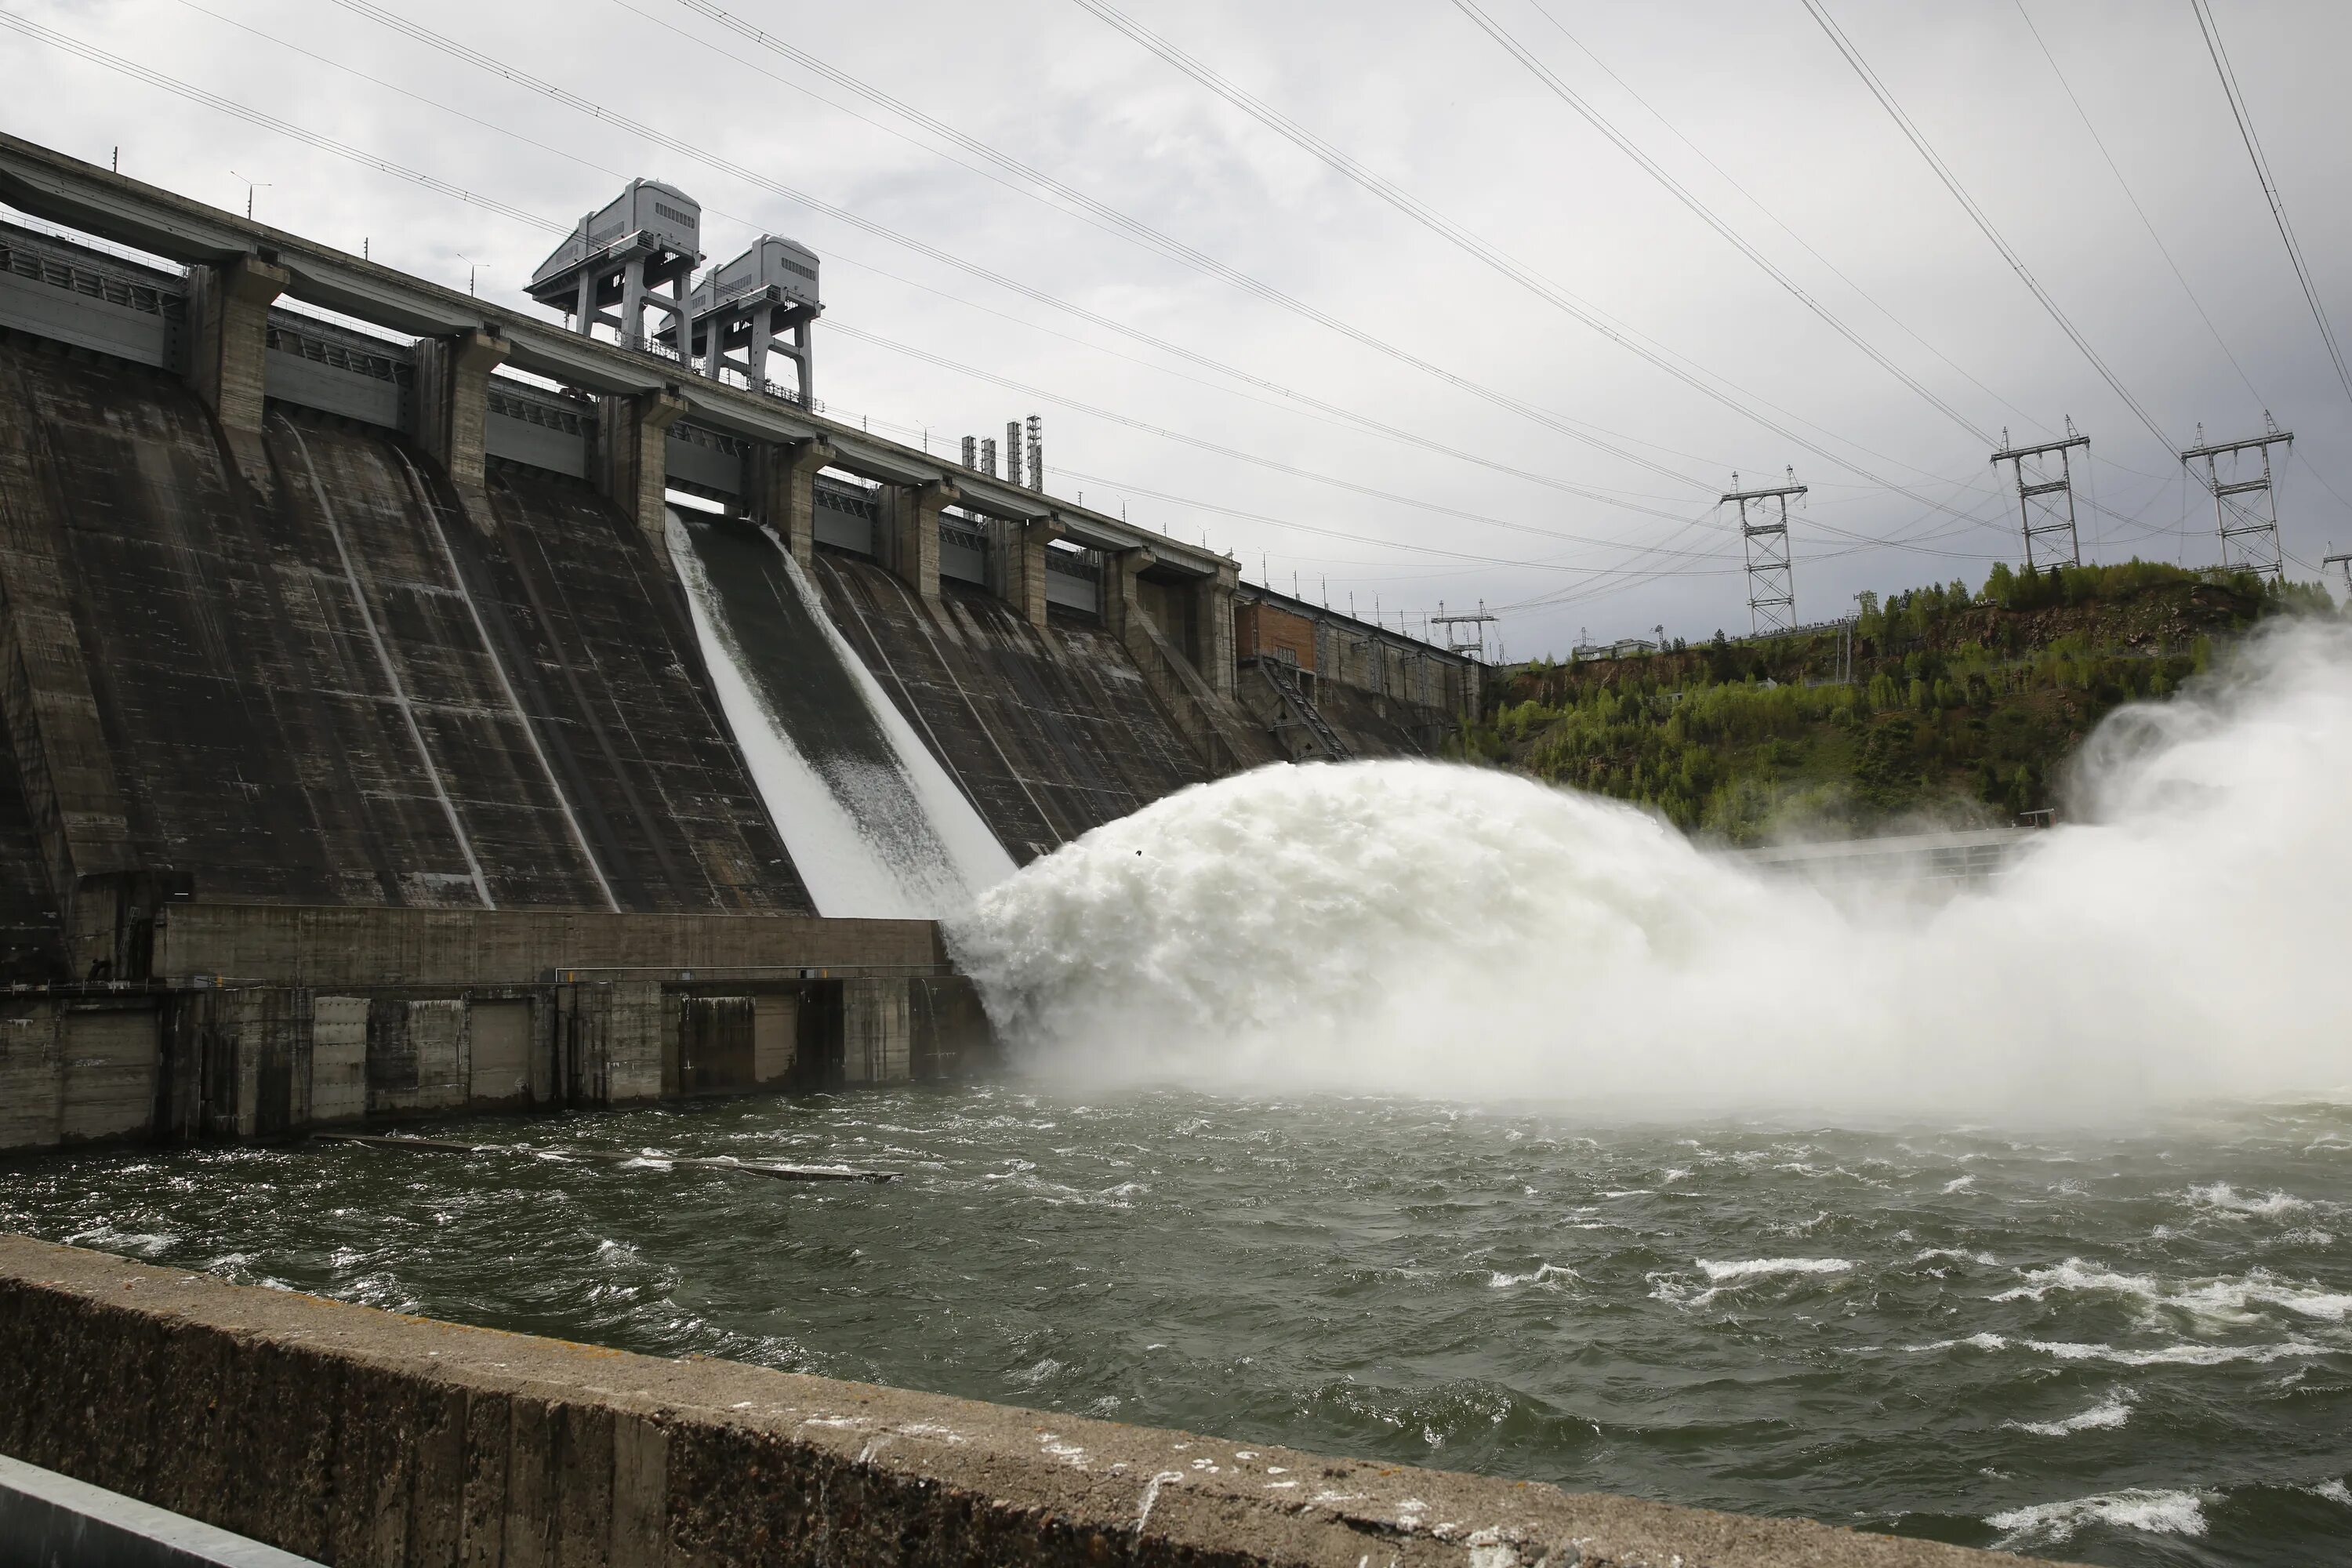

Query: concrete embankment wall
<box><xmin>0</xmin><ymin>1234</ymin><xmax>2008</xmax><ymax>1568</ymax></box>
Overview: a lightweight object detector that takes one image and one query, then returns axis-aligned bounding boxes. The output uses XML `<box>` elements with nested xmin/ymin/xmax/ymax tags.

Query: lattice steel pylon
<box><xmin>2182</xmin><ymin>416</ymin><xmax>2292</xmax><ymax>580</ymax></box>
<box><xmin>2324</xmin><ymin>544</ymin><xmax>2352</xmax><ymax>601</ymax></box>
<box><xmin>1722</xmin><ymin>470</ymin><xmax>1806</xmax><ymax>636</ymax></box>
<box><xmin>1991</xmin><ymin>420</ymin><xmax>2089</xmax><ymax>571</ymax></box>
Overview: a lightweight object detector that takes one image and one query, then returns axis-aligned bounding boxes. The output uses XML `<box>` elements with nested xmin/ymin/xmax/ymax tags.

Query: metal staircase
<box><xmin>1258</xmin><ymin>659</ymin><xmax>1352</xmax><ymax>761</ymax></box>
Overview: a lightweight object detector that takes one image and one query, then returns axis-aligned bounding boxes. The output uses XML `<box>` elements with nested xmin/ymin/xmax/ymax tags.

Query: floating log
<box><xmin>316</xmin><ymin>1133</ymin><xmax>895</xmax><ymax>1182</ymax></box>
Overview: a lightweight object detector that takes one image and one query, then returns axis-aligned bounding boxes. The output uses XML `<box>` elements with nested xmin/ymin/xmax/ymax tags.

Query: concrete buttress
<box><xmin>180</xmin><ymin>252</ymin><xmax>288</xmax><ymax>452</ymax></box>
<box><xmin>597</xmin><ymin>387</ymin><xmax>688</xmax><ymax>558</ymax></box>
<box><xmin>754</xmin><ymin>435</ymin><xmax>834</xmax><ymax>567</ymax></box>
<box><xmin>1194</xmin><ymin>557</ymin><xmax>1240</xmax><ymax>700</ymax></box>
<box><xmin>1102</xmin><ymin>549</ymin><xmax>1277</xmax><ymax>777</ymax></box>
<box><xmin>411</xmin><ymin>328</ymin><xmax>510</xmax><ymax>500</ymax></box>
<box><xmin>994</xmin><ymin>514</ymin><xmax>1062</xmax><ymax>632</ymax></box>
<box><xmin>880</xmin><ymin>477</ymin><xmax>955</xmax><ymax>603</ymax></box>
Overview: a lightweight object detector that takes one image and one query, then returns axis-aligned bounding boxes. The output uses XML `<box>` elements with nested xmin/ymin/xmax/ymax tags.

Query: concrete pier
<box><xmin>0</xmin><ymin>1235</ymin><xmax>2019</xmax><ymax>1568</ymax></box>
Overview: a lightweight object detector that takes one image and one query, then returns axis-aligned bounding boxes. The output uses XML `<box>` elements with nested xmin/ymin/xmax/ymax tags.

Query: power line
<box><xmin>15</xmin><ymin>4</ymin><xmax>2044</xmax><ymax>620</ymax></box>
<box><xmin>1450</xmin><ymin>0</ymin><xmax>1994</xmax><ymax>445</ymax></box>
<box><xmin>180</xmin><ymin>0</ymin><xmax>2024</xmax><ymax>568</ymax></box>
<box><xmin>838</xmin><ymin>320</ymin><xmax>2014</xmax><ymax>564</ymax></box>
<box><xmin>2187</xmin><ymin>0</ymin><xmax>2352</xmax><ymax>410</ymax></box>
<box><xmin>1522</xmin><ymin>0</ymin><xmax>2049</xmax><ymax>440</ymax></box>
<box><xmin>829</xmin><ymin>321</ymin><xmax>1731</xmax><ymax>551</ymax></box>
<box><xmin>161</xmin><ymin>0</ymin><xmax>1697</xmax><ymax>510</ymax></box>
<box><xmin>2009</xmin><ymin>0</ymin><xmax>2264</xmax><ymax>411</ymax></box>
<box><xmin>1797</xmin><ymin>0</ymin><xmax>2176</xmax><ymax>454</ymax></box>
<box><xmin>657</xmin><ymin>0</ymin><xmax>1727</xmax><ymax>488</ymax></box>
<box><xmin>4</xmin><ymin>13</ymin><xmax>1704</xmax><ymax>578</ymax></box>
<box><xmin>319</xmin><ymin>0</ymin><xmax>1714</xmax><ymax>494</ymax></box>
<box><xmin>0</xmin><ymin>11</ymin><xmax>1784</xmax><ymax>590</ymax></box>
<box><xmin>1052</xmin><ymin>468</ymin><xmax>1737</xmax><ymax>577</ymax></box>
<box><xmin>0</xmin><ymin>9</ymin><xmax>567</xmax><ymax>236</ymax></box>
<box><xmin>326</xmin><ymin>0</ymin><xmax>2049</xmax><ymax>579</ymax></box>
<box><xmin>1065</xmin><ymin>0</ymin><xmax>2016</xmax><ymax>527</ymax></box>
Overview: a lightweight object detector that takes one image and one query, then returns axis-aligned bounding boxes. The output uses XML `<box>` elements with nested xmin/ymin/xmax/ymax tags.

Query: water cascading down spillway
<box><xmin>668</xmin><ymin>508</ymin><xmax>1014</xmax><ymax>917</ymax></box>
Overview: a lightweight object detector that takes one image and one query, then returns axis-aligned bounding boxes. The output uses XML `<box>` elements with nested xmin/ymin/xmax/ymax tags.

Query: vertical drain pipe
<box><xmin>279</xmin><ymin>417</ymin><xmax>494</xmax><ymax>909</ymax></box>
<box><xmin>390</xmin><ymin>449</ymin><xmax>622</xmax><ymax>914</ymax></box>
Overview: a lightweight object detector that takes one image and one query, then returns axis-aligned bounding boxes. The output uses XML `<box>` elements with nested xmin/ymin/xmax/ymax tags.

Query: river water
<box><xmin>6</xmin><ymin>1086</ymin><xmax>2347</xmax><ymax>1566</ymax></box>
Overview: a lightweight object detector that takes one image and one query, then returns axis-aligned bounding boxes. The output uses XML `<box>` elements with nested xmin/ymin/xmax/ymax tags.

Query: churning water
<box><xmin>6</xmin><ymin>1091</ymin><xmax>2347</xmax><ymax>1566</ymax></box>
<box><xmin>951</xmin><ymin>617</ymin><xmax>2352</xmax><ymax>1120</ymax></box>
<box><xmin>10</xmin><ymin>621</ymin><xmax>2351</xmax><ymax>1564</ymax></box>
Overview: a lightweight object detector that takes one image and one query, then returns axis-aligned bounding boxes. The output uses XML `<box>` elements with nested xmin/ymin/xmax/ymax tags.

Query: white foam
<box><xmin>1907</xmin><ymin>1331</ymin><xmax>2012</xmax><ymax>1353</ymax></box>
<box><xmin>1697</xmin><ymin>1257</ymin><xmax>1854</xmax><ymax>1283</ymax></box>
<box><xmin>1994</xmin><ymin>1257</ymin><xmax>2352</xmax><ymax>1325</ymax></box>
<box><xmin>2024</xmin><ymin>1338</ymin><xmax>2323</xmax><ymax>1367</ymax></box>
<box><xmin>2313</xmin><ymin>1479</ymin><xmax>2352</xmax><ymax>1506</ymax></box>
<box><xmin>2185</xmin><ymin>1181</ymin><xmax>2314</xmax><ymax>1217</ymax></box>
<box><xmin>2005</xmin><ymin>1389</ymin><xmax>2134</xmax><ymax>1437</ymax></box>
<box><xmin>1987</xmin><ymin>1487</ymin><xmax>2207</xmax><ymax>1547</ymax></box>
<box><xmin>951</xmin><ymin>619</ymin><xmax>2352</xmax><ymax>1116</ymax></box>
<box><xmin>1487</xmin><ymin>1263</ymin><xmax>1578</xmax><ymax>1289</ymax></box>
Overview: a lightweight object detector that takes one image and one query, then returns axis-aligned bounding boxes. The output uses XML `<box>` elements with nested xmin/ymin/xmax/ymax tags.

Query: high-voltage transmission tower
<box><xmin>1991</xmin><ymin>421</ymin><xmax>2089</xmax><ymax>571</ymax></box>
<box><xmin>1723</xmin><ymin>470</ymin><xmax>1806</xmax><ymax>636</ymax></box>
<box><xmin>2181</xmin><ymin>417</ymin><xmax>2292</xmax><ymax>580</ymax></box>
<box><xmin>2324</xmin><ymin>544</ymin><xmax>2352</xmax><ymax>599</ymax></box>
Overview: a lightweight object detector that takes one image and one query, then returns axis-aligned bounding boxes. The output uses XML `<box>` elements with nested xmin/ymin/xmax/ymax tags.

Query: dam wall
<box><xmin>0</xmin><ymin>136</ymin><xmax>1486</xmax><ymax>1152</ymax></box>
<box><xmin>0</xmin><ymin>1232</ymin><xmax>2005</xmax><ymax>1568</ymax></box>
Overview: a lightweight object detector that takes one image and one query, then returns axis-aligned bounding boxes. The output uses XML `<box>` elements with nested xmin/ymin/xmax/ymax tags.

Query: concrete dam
<box><xmin>0</xmin><ymin>132</ymin><xmax>1479</xmax><ymax>1153</ymax></box>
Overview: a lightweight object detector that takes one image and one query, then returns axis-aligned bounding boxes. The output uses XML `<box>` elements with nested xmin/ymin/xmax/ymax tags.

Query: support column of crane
<box><xmin>2181</xmin><ymin>417</ymin><xmax>2292</xmax><ymax>581</ymax></box>
<box><xmin>1722</xmin><ymin>470</ymin><xmax>1806</xmax><ymax>636</ymax></box>
<box><xmin>1991</xmin><ymin>422</ymin><xmax>2089</xmax><ymax>571</ymax></box>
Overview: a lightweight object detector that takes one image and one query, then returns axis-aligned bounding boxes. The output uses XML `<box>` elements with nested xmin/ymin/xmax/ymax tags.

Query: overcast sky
<box><xmin>5</xmin><ymin>0</ymin><xmax>2348</xmax><ymax>656</ymax></box>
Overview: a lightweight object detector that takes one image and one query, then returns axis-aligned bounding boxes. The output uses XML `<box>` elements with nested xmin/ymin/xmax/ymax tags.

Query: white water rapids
<box><xmin>952</xmin><ymin>616</ymin><xmax>2352</xmax><ymax>1117</ymax></box>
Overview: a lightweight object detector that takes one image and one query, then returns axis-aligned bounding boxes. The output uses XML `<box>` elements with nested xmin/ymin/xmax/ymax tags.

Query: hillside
<box><xmin>1457</xmin><ymin>561</ymin><xmax>2330</xmax><ymax>844</ymax></box>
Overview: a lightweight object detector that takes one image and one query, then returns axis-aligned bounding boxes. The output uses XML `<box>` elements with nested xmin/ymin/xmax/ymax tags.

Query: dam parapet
<box><xmin>0</xmin><ymin>1232</ymin><xmax>2016</xmax><ymax>1568</ymax></box>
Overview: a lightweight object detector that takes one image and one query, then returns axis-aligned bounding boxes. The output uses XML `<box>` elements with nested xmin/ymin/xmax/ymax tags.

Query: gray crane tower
<box><xmin>676</xmin><ymin>235</ymin><xmax>822</xmax><ymax>407</ymax></box>
<box><xmin>525</xmin><ymin>179</ymin><xmax>703</xmax><ymax>357</ymax></box>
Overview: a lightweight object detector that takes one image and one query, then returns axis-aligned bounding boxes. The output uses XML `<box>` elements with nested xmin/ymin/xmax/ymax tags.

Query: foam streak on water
<box><xmin>950</xmin><ymin>619</ymin><xmax>2352</xmax><ymax>1118</ymax></box>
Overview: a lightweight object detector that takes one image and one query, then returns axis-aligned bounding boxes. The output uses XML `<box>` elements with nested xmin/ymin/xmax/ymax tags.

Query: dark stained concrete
<box><xmin>0</xmin><ymin>1232</ymin><xmax>2031</xmax><ymax>1568</ymax></box>
<box><xmin>815</xmin><ymin>551</ymin><xmax>1208</xmax><ymax>862</ymax></box>
<box><xmin>0</xmin><ymin>729</ymin><xmax>60</xmax><ymax>980</ymax></box>
<box><xmin>0</xmin><ymin>333</ymin><xmax>808</xmax><ymax>917</ymax></box>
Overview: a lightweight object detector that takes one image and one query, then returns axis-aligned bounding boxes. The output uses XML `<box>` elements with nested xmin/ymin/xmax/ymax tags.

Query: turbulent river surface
<box><xmin>7</xmin><ymin>1087</ymin><xmax>2349</xmax><ymax>1567</ymax></box>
